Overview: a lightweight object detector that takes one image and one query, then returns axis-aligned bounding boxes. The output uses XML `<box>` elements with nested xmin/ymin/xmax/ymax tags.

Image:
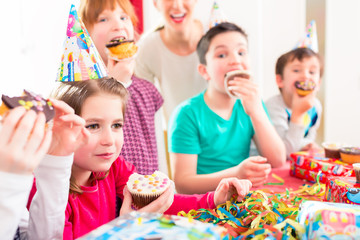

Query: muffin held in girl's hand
<box><xmin>294</xmin><ymin>80</ymin><xmax>316</xmax><ymax>96</ymax></box>
<box><xmin>106</xmin><ymin>39</ymin><xmax>138</xmax><ymax>60</ymax></box>
<box><xmin>0</xmin><ymin>90</ymin><xmax>55</xmax><ymax>122</ymax></box>
<box><xmin>127</xmin><ymin>171</ymin><xmax>171</xmax><ymax>209</ymax></box>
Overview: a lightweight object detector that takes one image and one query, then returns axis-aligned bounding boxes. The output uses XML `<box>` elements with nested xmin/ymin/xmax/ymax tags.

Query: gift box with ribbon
<box><xmin>325</xmin><ymin>176</ymin><xmax>360</xmax><ymax>205</ymax></box>
<box><xmin>298</xmin><ymin>200</ymin><xmax>360</xmax><ymax>239</ymax></box>
<box><xmin>290</xmin><ymin>151</ymin><xmax>354</xmax><ymax>183</ymax></box>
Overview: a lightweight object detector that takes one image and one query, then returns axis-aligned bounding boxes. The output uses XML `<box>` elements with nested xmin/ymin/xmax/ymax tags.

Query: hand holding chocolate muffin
<box><xmin>0</xmin><ymin>90</ymin><xmax>55</xmax><ymax>123</ymax></box>
<box><xmin>224</xmin><ymin>70</ymin><xmax>251</xmax><ymax>98</ymax></box>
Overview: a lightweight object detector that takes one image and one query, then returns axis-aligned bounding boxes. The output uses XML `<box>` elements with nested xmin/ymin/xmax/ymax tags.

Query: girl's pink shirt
<box><xmin>61</xmin><ymin>156</ymin><xmax>216</xmax><ymax>239</ymax></box>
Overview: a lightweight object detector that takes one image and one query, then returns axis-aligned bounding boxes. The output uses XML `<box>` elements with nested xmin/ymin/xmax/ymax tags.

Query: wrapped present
<box><xmin>298</xmin><ymin>200</ymin><xmax>360</xmax><ymax>240</ymax></box>
<box><xmin>79</xmin><ymin>211</ymin><xmax>228</xmax><ymax>240</ymax></box>
<box><xmin>325</xmin><ymin>176</ymin><xmax>360</xmax><ymax>205</ymax></box>
<box><xmin>290</xmin><ymin>151</ymin><xmax>354</xmax><ymax>183</ymax></box>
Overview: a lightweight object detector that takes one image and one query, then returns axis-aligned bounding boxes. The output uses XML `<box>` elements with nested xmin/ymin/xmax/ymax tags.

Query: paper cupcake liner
<box><xmin>131</xmin><ymin>192</ymin><xmax>161</xmax><ymax>209</ymax></box>
<box><xmin>105</xmin><ymin>47</ymin><xmax>138</xmax><ymax>62</ymax></box>
<box><xmin>224</xmin><ymin>70</ymin><xmax>251</xmax><ymax>99</ymax></box>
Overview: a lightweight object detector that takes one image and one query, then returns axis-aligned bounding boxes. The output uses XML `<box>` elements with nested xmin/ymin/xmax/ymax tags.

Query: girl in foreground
<box><xmin>52</xmin><ymin>77</ymin><xmax>252</xmax><ymax>239</ymax></box>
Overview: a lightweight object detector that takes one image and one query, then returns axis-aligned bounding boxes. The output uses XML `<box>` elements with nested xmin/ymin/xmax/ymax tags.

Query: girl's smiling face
<box><xmin>73</xmin><ymin>93</ymin><xmax>124</xmax><ymax>178</ymax></box>
<box><xmin>89</xmin><ymin>4</ymin><xmax>134</xmax><ymax>62</ymax></box>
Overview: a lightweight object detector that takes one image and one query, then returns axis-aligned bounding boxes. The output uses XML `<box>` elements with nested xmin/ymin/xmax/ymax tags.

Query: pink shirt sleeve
<box><xmin>63</xmin><ymin>204</ymin><xmax>73</xmax><ymax>240</ymax></box>
<box><xmin>165</xmin><ymin>192</ymin><xmax>216</xmax><ymax>215</ymax></box>
<box><xmin>114</xmin><ymin>156</ymin><xmax>137</xmax><ymax>199</ymax></box>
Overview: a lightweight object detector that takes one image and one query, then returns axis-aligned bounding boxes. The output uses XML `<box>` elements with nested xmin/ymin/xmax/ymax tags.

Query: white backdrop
<box><xmin>143</xmin><ymin>0</ymin><xmax>306</xmax><ymax>101</ymax></box>
<box><xmin>1</xmin><ymin>0</ymin><xmax>359</xmax><ymax>146</ymax></box>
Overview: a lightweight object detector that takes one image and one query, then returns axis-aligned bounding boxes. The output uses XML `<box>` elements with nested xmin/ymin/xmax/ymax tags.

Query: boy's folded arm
<box><xmin>300</xmin><ymin>99</ymin><xmax>322</xmax><ymax>150</ymax></box>
<box><xmin>285</xmin><ymin>122</ymin><xmax>307</xmax><ymax>156</ymax></box>
<box><xmin>265</xmin><ymin>100</ymin><xmax>304</xmax><ymax>159</ymax></box>
<box><xmin>269</xmin><ymin>102</ymin><xmax>315</xmax><ymax>156</ymax></box>
<box><xmin>251</xmin><ymin>110</ymin><xmax>286</xmax><ymax>168</ymax></box>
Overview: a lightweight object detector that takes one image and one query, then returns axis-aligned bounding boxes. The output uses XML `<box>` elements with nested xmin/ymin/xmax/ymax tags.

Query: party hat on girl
<box><xmin>209</xmin><ymin>1</ymin><xmax>228</xmax><ymax>29</ymax></box>
<box><xmin>56</xmin><ymin>4</ymin><xmax>108</xmax><ymax>82</ymax></box>
<box><xmin>294</xmin><ymin>20</ymin><xmax>319</xmax><ymax>53</ymax></box>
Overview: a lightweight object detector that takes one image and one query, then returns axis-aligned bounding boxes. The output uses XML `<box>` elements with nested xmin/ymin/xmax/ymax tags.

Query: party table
<box><xmin>252</xmin><ymin>160</ymin><xmax>308</xmax><ymax>193</ymax></box>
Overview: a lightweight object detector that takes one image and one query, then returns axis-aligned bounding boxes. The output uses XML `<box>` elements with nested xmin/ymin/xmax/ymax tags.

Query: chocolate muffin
<box><xmin>0</xmin><ymin>90</ymin><xmax>55</xmax><ymax>122</ymax></box>
<box><xmin>294</xmin><ymin>80</ymin><xmax>316</xmax><ymax>96</ymax></box>
<box><xmin>106</xmin><ymin>39</ymin><xmax>138</xmax><ymax>60</ymax></box>
<box><xmin>224</xmin><ymin>70</ymin><xmax>251</xmax><ymax>98</ymax></box>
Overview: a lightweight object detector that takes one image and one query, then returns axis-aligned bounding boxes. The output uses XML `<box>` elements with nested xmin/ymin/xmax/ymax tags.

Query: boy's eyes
<box><xmin>291</xmin><ymin>69</ymin><xmax>318</xmax><ymax>75</ymax></box>
<box><xmin>215</xmin><ymin>50</ymin><xmax>247</xmax><ymax>59</ymax></box>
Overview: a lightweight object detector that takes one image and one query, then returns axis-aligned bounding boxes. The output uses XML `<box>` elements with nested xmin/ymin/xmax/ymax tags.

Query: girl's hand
<box><xmin>227</xmin><ymin>78</ymin><xmax>263</xmax><ymax>117</ymax></box>
<box><xmin>0</xmin><ymin>107</ymin><xmax>52</xmax><ymax>175</ymax></box>
<box><xmin>120</xmin><ymin>185</ymin><xmax>175</xmax><ymax>216</ymax></box>
<box><xmin>214</xmin><ymin>178</ymin><xmax>252</xmax><ymax>205</ymax></box>
<box><xmin>236</xmin><ymin>156</ymin><xmax>271</xmax><ymax>186</ymax></box>
<box><xmin>47</xmin><ymin>99</ymin><xmax>90</xmax><ymax>156</ymax></box>
<box><xmin>107</xmin><ymin>57</ymin><xmax>135</xmax><ymax>84</ymax></box>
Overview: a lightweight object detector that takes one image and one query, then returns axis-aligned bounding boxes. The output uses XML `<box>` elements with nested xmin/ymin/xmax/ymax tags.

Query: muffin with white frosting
<box><xmin>127</xmin><ymin>171</ymin><xmax>171</xmax><ymax>209</ymax></box>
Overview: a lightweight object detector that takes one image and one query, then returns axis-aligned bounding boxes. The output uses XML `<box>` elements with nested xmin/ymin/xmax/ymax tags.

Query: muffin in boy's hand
<box><xmin>127</xmin><ymin>171</ymin><xmax>171</xmax><ymax>209</ymax></box>
<box><xmin>106</xmin><ymin>38</ymin><xmax>138</xmax><ymax>60</ymax></box>
<box><xmin>224</xmin><ymin>70</ymin><xmax>251</xmax><ymax>98</ymax></box>
<box><xmin>294</xmin><ymin>80</ymin><xmax>316</xmax><ymax>96</ymax></box>
<box><xmin>0</xmin><ymin>90</ymin><xmax>55</xmax><ymax>122</ymax></box>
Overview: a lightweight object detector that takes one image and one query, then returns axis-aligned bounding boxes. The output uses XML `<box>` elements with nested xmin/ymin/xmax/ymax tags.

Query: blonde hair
<box><xmin>79</xmin><ymin>0</ymin><xmax>138</xmax><ymax>31</ymax></box>
<box><xmin>52</xmin><ymin>77</ymin><xmax>128</xmax><ymax>195</ymax></box>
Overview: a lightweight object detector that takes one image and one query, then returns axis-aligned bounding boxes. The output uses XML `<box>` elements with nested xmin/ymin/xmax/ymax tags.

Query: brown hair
<box><xmin>79</xmin><ymin>0</ymin><xmax>138</xmax><ymax>30</ymax></box>
<box><xmin>275</xmin><ymin>48</ymin><xmax>324</xmax><ymax>77</ymax></box>
<box><xmin>52</xmin><ymin>77</ymin><xmax>128</xmax><ymax>195</ymax></box>
<box><xmin>197</xmin><ymin>22</ymin><xmax>248</xmax><ymax>65</ymax></box>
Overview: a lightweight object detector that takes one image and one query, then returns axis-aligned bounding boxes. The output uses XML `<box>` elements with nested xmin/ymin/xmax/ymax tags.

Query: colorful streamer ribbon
<box><xmin>178</xmin><ymin>180</ymin><xmax>326</xmax><ymax>239</ymax></box>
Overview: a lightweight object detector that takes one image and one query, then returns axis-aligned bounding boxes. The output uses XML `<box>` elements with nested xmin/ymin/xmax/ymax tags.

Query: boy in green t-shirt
<box><xmin>168</xmin><ymin>22</ymin><xmax>286</xmax><ymax>194</ymax></box>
